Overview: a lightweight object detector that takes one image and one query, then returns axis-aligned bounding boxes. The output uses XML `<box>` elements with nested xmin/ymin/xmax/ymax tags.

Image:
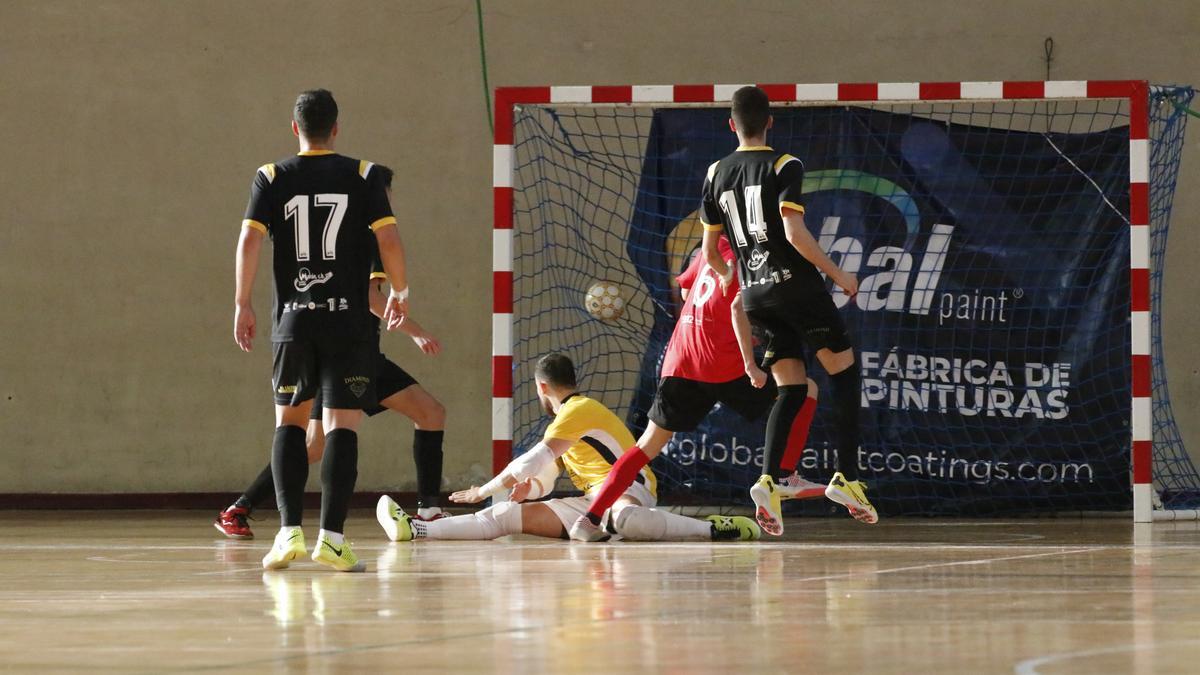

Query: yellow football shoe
<box><xmin>824</xmin><ymin>472</ymin><xmax>879</xmax><ymax>524</ymax></box>
<box><xmin>262</xmin><ymin>527</ymin><xmax>306</xmax><ymax>571</ymax></box>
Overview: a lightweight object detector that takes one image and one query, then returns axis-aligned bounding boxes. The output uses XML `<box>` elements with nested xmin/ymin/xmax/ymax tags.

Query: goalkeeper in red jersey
<box><xmin>568</xmin><ymin>235</ymin><xmax>826</xmax><ymax>542</ymax></box>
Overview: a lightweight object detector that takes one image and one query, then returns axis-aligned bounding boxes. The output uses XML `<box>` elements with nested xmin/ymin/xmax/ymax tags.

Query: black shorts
<box><xmin>649</xmin><ymin>376</ymin><xmax>779</xmax><ymax>432</ymax></box>
<box><xmin>747</xmin><ymin>296</ymin><xmax>853</xmax><ymax>368</ymax></box>
<box><xmin>272</xmin><ymin>338</ymin><xmax>376</xmax><ymax>411</ymax></box>
<box><xmin>310</xmin><ymin>352</ymin><xmax>418</xmax><ymax>419</ymax></box>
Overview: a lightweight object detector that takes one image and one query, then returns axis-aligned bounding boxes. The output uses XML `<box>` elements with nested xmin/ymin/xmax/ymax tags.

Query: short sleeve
<box><xmin>242</xmin><ymin>165</ymin><xmax>274</xmax><ymax>234</ymax></box>
<box><xmin>675</xmin><ymin>249</ymin><xmax>704</xmax><ymax>291</ymax></box>
<box><xmin>699</xmin><ymin>161</ymin><xmax>724</xmax><ymax>231</ymax></box>
<box><xmin>364</xmin><ymin>166</ymin><xmax>396</xmax><ymax>232</ymax></box>
<box><xmin>775</xmin><ymin>154</ymin><xmax>806</xmax><ymax>215</ymax></box>
<box><xmin>543</xmin><ymin>406</ymin><xmax>586</xmax><ymax>443</ymax></box>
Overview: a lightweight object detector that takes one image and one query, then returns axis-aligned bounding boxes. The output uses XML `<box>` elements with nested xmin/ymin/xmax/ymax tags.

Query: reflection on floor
<box><xmin>2</xmin><ymin>511</ymin><xmax>1199</xmax><ymax>673</ymax></box>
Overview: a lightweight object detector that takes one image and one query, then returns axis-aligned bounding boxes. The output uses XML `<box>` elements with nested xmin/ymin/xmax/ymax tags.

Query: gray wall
<box><xmin>1</xmin><ymin>0</ymin><xmax>1197</xmax><ymax>494</ymax></box>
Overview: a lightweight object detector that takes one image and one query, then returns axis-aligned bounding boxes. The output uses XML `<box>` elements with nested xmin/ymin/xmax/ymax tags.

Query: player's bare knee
<box><xmin>416</xmin><ymin>397</ymin><xmax>446</xmax><ymax>430</ymax></box>
<box><xmin>806</xmin><ymin>377</ymin><xmax>819</xmax><ymax>400</ymax></box>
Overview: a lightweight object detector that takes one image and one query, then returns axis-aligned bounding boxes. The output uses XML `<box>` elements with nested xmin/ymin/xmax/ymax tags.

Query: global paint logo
<box><xmin>805</xmin><ymin>170</ymin><xmax>953</xmax><ymax>315</ymax></box>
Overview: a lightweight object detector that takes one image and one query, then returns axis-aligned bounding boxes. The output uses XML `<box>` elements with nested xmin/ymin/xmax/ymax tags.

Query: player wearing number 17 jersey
<box><xmin>699</xmin><ymin>85</ymin><xmax>878</xmax><ymax>532</ymax></box>
<box><xmin>234</xmin><ymin>89</ymin><xmax>410</xmax><ymax>572</ymax></box>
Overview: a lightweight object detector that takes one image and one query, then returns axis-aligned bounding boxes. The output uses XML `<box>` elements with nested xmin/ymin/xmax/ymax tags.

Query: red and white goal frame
<box><xmin>491</xmin><ymin>80</ymin><xmax>1153</xmax><ymax>521</ymax></box>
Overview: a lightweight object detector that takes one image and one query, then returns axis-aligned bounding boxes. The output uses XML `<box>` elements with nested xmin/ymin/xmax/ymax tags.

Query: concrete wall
<box><xmin>1</xmin><ymin>0</ymin><xmax>1197</xmax><ymax>494</ymax></box>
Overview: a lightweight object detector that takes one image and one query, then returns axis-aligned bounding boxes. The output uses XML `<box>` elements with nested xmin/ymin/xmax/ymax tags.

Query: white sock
<box><xmin>318</xmin><ymin>529</ymin><xmax>344</xmax><ymax>546</ymax></box>
<box><xmin>277</xmin><ymin>526</ymin><xmax>301</xmax><ymax>540</ymax></box>
<box><xmin>417</xmin><ymin>507</ymin><xmax>445</xmax><ymax>519</ymax></box>
<box><xmin>422</xmin><ymin>502</ymin><xmax>521</xmax><ymax>540</ymax></box>
<box><xmin>613</xmin><ymin>506</ymin><xmax>711</xmax><ymax>541</ymax></box>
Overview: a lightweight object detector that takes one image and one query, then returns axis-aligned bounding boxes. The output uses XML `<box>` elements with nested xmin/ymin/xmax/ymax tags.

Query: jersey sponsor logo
<box><xmin>746</xmin><ymin>249</ymin><xmax>770</xmax><ymax>272</ymax></box>
<box><xmin>805</xmin><ymin>170</ymin><xmax>953</xmax><ymax>316</ymax></box>
<box><xmin>294</xmin><ymin>268</ymin><xmax>334</xmax><ymax>292</ymax></box>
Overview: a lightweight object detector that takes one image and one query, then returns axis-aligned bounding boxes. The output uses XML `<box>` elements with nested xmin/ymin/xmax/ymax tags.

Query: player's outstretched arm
<box><xmin>450</xmin><ymin>438</ymin><xmax>571</xmax><ymax>504</ymax></box>
<box><xmin>367</xmin><ymin>280</ymin><xmax>441</xmax><ymax>355</ymax></box>
<box><xmin>702</xmin><ymin>228</ymin><xmax>734</xmax><ymax>294</ymax></box>
<box><xmin>782</xmin><ymin>210</ymin><xmax>858</xmax><ymax>297</ymax></box>
<box><xmin>374</xmin><ymin>224</ymin><xmax>409</xmax><ymax>328</ymax></box>
<box><xmin>233</xmin><ymin>226</ymin><xmax>264</xmax><ymax>352</ymax></box>
<box><xmin>730</xmin><ymin>293</ymin><xmax>768</xmax><ymax>388</ymax></box>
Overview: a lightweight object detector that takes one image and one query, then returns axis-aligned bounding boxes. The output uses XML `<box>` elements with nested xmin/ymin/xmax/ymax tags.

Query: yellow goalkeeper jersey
<box><xmin>543</xmin><ymin>394</ymin><xmax>657</xmax><ymax>498</ymax></box>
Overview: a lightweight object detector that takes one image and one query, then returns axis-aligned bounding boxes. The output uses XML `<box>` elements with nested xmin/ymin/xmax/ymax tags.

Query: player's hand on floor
<box><xmin>449</xmin><ymin>486</ymin><xmax>486</xmax><ymax>504</ymax></box>
<box><xmin>234</xmin><ymin>304</ymin><xmax>256</xmax><ymax>352</ymax></box>
<box><xmin>507</xmin><ymin>478</ymin><xmax>535</xmax><ymax>503</ymax></box>
<box><xmin>746</xmin><ymin>364</ymin><xmax>768</xmax><ymax>388</ymax></box>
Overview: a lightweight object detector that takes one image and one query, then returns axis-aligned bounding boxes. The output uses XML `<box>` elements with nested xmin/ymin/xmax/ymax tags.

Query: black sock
<box><xmin>413</xmin><ymin>430</ymin><xmax>444</xmax><ymax>509</ymax></box>
<box><xmin>764</xmin><ymin>384</ymin><xmax>808</xmax><ymax>480</ymax></box>
<box><xmin>236</xmin><ymin>463</ymin><xmax>275</xmax><ymax>511</ymax></box>
<box><xmin>830</xmin><ymin>364</ymin><xmax>861</xmax><ymax>480</ymax></box>
<box><xmin>271</xmin><ymin>426</ymin><xmax>308</xmax><ymax>527</ymax></box>
<box><xmin>320</xmin><ymin>429</ymin><xmax>359</xmax><ymax>533</ymax></box>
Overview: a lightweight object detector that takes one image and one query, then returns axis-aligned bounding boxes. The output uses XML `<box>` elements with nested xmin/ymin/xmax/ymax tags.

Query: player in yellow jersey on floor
<box><xmin>376</xmin><ymin>353</ymin><xmax>760</xmax><ymax>543</ymax></box>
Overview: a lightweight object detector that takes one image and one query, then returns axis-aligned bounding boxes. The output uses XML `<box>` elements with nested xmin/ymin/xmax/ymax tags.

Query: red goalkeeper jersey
<box><xmin>660</xmin><ymin>236</ymin><xmax>746</xmax><ymax>383</ymax></box>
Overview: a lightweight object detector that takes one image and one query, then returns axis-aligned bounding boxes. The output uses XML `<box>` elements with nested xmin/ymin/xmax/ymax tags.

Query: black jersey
<box><xmin>698</xmin><ymin>146</ymin><xmax>826</xmax><ymax>310</ymax></box>
<box><xmin>243</xmin><ymin>151</ymin><xmax>395</xmax><ymax>342</ymax></box>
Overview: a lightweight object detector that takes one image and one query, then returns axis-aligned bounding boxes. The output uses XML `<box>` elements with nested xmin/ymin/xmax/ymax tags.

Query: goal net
<box><xmin>494</xmin><ymin>82</ymin><xmax>1196</xmax><ymax>520</ymax></box>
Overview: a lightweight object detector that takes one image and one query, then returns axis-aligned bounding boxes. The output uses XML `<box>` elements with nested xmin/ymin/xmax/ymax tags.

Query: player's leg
<box><xmin>745</xmin><ymin>305</ymin><xmax>812</xmax><ymax>535</ymax></box>
<box><xmin>816</xmin><ymin>346</ymin><xmax>877</xmax><ymax>524</ymax></box>
<box><xmin>719</xmin><ymin>375</ymin><xmax>823</xmax><ymax>501</ymax></box>
<box><xmin>262</xmin><ymin>341</ymin><xmax>316</xmax><ymax>570</ymax></box>
<box><xmin>610</xmin><ymin>489</ymin><xmax>760</xmax><ymax>542</ymax></box>
<box><xmin>570</xmin><ymin>422</ymin><xmax>672</xmax><ymax>540</ymax></box>
<box><xmin>779</xmin><ymin>378</ymin><xmax>817</xmax><ymax>475</ymax></box>
<box><xmin>216</xmin><ymin>407</ymin><xmax>327</xmax><ymax>540</ymax></box>
<box><xmin>308</xmin><ymin>340</ymin><xmax>373</xmax><ymax>572</ymax></box>
<box><xmin>377</xmin><ymin>495</ymin><xmax>562</xmax><ymax>540</ymax></box>
<box><xmin>569</xmin><ymin>377</ymin><xmax>712</xmax><ymax>542</ymax></box>
<box><xmin>375</xmin><ymin>359</ymin><xmax>447</xmax><ymax>519</ymax></box>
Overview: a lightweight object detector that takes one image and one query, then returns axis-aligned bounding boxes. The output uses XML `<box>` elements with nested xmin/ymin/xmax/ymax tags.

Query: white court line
<box><xmin>1014</xmin><ymin>639</ymin><xmax>1200</xmax><ymax>674</ymax></box>
<box><xmin>790</xmin><ymin>547</ymin><xmax>1099</xmax><ymax>584</ymax></box>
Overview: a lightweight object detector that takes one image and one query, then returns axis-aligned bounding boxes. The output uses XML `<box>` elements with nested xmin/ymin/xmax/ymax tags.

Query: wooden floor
<box><xmin>2</xmin><ymin>512</ymin><xmax>1200</xmax><ymax>674</ymax></box>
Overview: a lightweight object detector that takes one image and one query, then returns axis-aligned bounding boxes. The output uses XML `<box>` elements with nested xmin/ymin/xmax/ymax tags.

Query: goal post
<box><xmin>492</xmin><ymin>80</ymin><xmax>1196</xmax><ymax>522</ymax></box>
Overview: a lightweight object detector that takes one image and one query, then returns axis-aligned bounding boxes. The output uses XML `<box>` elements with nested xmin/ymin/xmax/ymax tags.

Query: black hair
<box><xmin>293</xmin><ymin>89</ymin><xmax>338</xmax><ymax>139</ymax></box>
<box><xmin>376</xmin><ymin>164</ymin><xmax>394</xmax><ymax>189</ymax></box>
<box><xmin>535</xmin><ymin>353</ymin><xmax>577</xmax><ymax>389</ymax></box>
<box><xmin>731</xmin><ymin>85</ymin><xmax>770</xmax><ymax>138</ymax></box>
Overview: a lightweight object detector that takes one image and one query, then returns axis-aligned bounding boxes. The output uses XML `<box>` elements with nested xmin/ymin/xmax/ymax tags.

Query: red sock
<box><xmin>585</xmin><ymin>446</ymin><xmax>650</xmax><ymax>524</ymax></box>
<box><xmin>780</xmin><ymin>397</ymin><xmax>817</xmax><ymax>473</ymax></box>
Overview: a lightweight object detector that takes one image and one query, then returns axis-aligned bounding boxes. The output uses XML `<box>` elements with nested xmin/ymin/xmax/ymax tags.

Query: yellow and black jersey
<box><xmin>543</xmin><ymin>394</ymin><xmax>657</xmax><ymax>498</ymax></box>
<box><xmin>698</xmin><ymin>146</ymin><xmax>826</xmax><ymax>310</ymax></box>
<box><xmin>243</xmin><ymin>151</ymin><xmax>395</xmax><ymax>343</ymax></box>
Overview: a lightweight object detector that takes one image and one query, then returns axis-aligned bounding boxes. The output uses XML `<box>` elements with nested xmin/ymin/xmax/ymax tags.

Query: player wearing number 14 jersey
<box><xmin>700</xmin><ymin>85</ymin><xmax>877</xmax><ymax>532</ymax></box>
<box><xmin>234</xmin><ymin>89</ymin><xmax>410</xmax><ymax>572</ymax></box>
<box><xmin>568</xmin><ymin>234</ymin><xmax>825</xmax><ymax>542</ymax></box>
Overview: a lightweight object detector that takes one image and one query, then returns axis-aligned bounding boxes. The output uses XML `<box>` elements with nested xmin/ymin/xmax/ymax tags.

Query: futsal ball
<box><xmin>585</xmin><ymin>281</ymin><xmax>626</xmax><ymax>321</ymax></box>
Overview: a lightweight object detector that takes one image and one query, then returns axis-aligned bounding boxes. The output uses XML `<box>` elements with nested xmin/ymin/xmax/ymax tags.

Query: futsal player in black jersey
<box><xmin>699</xmin><ymin>86</ymin><xmax>878</xmax><ymax>534</ymax></box>
<box><xmin>234</xmin><ymin>89</ymin><xmax>409</xmax><ymax>572</ymax></box>
<box><xmin>216</xmin><ymin>167</ymin><xmax>450</xmax><ymax>541</ymax></box>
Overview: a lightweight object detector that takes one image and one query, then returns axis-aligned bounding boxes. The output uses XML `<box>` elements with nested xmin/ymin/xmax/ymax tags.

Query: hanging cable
<box><xmin>476</xmin><ymin>0</ymin><xmax>493</xmax><ymax>134</ymax></box>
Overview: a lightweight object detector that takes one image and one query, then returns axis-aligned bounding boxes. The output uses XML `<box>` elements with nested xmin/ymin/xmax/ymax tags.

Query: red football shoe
<box><xmin>214</xmin><ymin>506</ymin><xmax>253</xmax><ymax>539</ymax></box>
